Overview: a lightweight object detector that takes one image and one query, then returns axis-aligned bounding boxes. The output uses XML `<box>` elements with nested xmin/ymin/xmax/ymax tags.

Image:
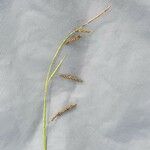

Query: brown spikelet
<box><xmin>59</xmin><ymin>73</ymin><xmax>83</xmax><ymax>83</ymax></box>
<box><xmin>50</xmin><ymin>103</ymin><xmax>77</xmax><ymax>121</ymax></box>
<box><xmin>76</xmin><ymin>27</ymin><xmax>91</xmax><ymax>33</ymax></box>
<box><xmin>65</xmin><ymin>34</ymin><xmax>81</xmax><ymax>45</ymax></box>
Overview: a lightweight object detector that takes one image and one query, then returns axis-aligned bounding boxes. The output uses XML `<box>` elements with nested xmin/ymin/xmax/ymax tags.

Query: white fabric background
<box><xmin>0</xmin><ymin>0</ymin><xmax>150</xmax><ymax>150</ymax></box>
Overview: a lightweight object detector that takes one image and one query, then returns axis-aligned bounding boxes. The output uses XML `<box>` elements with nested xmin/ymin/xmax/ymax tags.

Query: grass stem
<box><xmin>42</xmin><ymin>5</ymin><xmax>111</xmax><ymax>150</ymax></box>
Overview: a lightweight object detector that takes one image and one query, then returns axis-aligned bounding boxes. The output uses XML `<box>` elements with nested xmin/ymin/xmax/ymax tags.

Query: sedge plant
<box><xmin>42</xmin><ymin>5</ymin><xmax>111</xmax><ymax>150</ymax></box>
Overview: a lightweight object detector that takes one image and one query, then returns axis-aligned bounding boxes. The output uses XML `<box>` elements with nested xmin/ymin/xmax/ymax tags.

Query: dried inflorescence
<box><xmin>65</xmin><ymin>27</ymin><xmax>91</xmax><ymax>45</ymax></box>
<box><xmin>76</xmin><ymin>27</ymin><xmax>91</xmax><ymax>33</ymax></box>
<box><xmin>65</xmin><ymin>34</ymin><xmax>82</xmax><ymax>45</ymax></box>
<box><xmin>50</xmin><ymin>103</ymin><xmax>77</xmax><ymax>121</ymax></box>
<box><xmin>59</xmin><ymin>73</ymin><xmax>83</xmax><ymax>83</ymax></box>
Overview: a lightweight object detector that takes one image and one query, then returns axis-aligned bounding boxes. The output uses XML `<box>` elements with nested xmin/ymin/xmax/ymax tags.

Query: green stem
<box><xmin>43</xmin><ymin>56</ymin><xmax>65</xmax><ymax>150</ymax></box>
<box><xmin>48</xmin><ymin>30</ymin><xmax>76</xmax><ymax>75</ymax></box>
<box><xmin>42</xmin><ymin>31</ymin><xmax>76</xmax><ymax>150</ymax></box>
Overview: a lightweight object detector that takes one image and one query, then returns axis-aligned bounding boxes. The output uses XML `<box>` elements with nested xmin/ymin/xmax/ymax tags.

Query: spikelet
<box><xmin>59</xmin><ymin>73</ymin><xmax>83</xmax><ymax>83</ymax></box>
<box><xmin>65</xmin><ymin>34</ymin><xmax>81</xmax><ymax>45</ymax></box>
<box><xmin>76</xmin><ymin>27</ymin><xmax>91</xmax><ymax>33</ymax></box>
<box><xmin>50</xmin><ymin>103</ymin><xmax>77</xmax><ymax>121</ymax></box>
